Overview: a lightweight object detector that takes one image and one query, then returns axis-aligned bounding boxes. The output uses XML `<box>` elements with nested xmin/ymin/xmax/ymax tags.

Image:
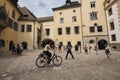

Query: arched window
<box><xmin>89</xmin><ymin>40</ymin><xmax>94</xmax><ymax>44</ymax></box>
<box><xmin>90</xmin><ymin>12</ymin><xmax>97</xmax><ymax>20</ymax></box>
<box><xmin>12</xmin><ymin>10</ymin><xmax>15</xmax><ymax>19</ymax></box>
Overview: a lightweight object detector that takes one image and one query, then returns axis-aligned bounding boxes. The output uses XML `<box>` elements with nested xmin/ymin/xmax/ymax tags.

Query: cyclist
<box><xmin>44</xmin><ymin>42</ymin><xmax>53</xmax><ymax>64</ymax></box>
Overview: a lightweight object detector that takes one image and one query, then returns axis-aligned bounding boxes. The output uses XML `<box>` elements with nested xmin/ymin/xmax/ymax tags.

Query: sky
<box><xmin>18</xmin><ymin>0</ymin><xmax>77</xmax><ymax>18</ymax></box>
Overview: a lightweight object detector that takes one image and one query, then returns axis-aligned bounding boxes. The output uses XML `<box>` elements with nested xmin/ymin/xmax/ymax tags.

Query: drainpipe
<box><xmin>80</xmin><ymin>0</ymin><xmax>84</xmax><ymax>50</ymax></box>
<box><xmin>33</xmin><ymin>20</ymin><xmax>35</xmax><ymax>49</ymax></box>
<box><xmin>104</xmin><ymin>5</ymin><xmax>110</xmax><ymax>45</ymax></box>
<box><xmin>40</xmin><ymin>22</ymin><xmax>43</xmax><ymax>44</ymax></box>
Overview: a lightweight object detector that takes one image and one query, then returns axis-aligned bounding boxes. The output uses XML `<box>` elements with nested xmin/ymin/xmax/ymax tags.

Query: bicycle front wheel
<box><xmin>35</xmin><ymin>57</ymin><xmax>47</xmax><ymax>67</ymax></box>
<box><xmin>53</xmin><ymin>56</ymin><xmax>62</xmax><ymax>66</ymax></box>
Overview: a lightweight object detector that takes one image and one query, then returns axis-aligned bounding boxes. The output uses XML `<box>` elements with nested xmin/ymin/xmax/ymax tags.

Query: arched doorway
<box><xmin>9</xmin><ymin>41</ymin><xmax>14</xmax><ymax>50</ymax></box>
<box><xmin>0</xmin><ymin>39</ymin><xmax>5</xmax><ymax>47</ymax></box>
<box><xmin>42</xmin><ymin>39</ymin><xmax>55</xmax><ymax>48</ymax></box>
<box><xmin>22</xmin><ymin>42</ymin><xmax>28</xmax><ymax>49</ymax></box>
<box><xmin>98</xmin><ymin>39</ymin><xmax>107</xmax><ymax>50</ymax></box>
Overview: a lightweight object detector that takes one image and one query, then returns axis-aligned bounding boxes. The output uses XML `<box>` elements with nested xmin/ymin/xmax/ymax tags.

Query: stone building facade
<box><xmin>0</xmin><ymin>0</ymin><xmax>41</xmax><ymax>52</ymax></box>
<box><xmin>104</xmin><ymin>0</ymin><xmax>120</xmax><ymax>50</ymax></box>
<box><xmin>39</xmin><ymin>0</ymin><xmax>109</xmax><ymax>50</ymax></box>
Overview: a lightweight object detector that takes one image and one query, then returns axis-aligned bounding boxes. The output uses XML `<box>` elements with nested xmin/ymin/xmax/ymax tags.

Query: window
<box><xmin>73</xmin><ymin>10</ymin><xmax>76</xmax><ymax>13</ymax></box>
<box><xmin>89</xmin><ymin>40</ymin><xmax>94</xmax><ymax>44</ymax></box>
<box><xmin>58</xmin><ymin>28</ymin><xmax>62</xmax><ymax>35</ymax></box>
<box><xmin>74</xmin><ymin>26</ymin><xmax>79</xmax><ymax>34</ymax></box>
<box><xmin>107</xmin><ymin>0</ymin><xmax>111</xmax><ymax>3</ymax></box>
<box><xmin>60</xmin><ymin>18</ymin><xmax>64</xmax><ymax>23</ymax></box>
<box><xmin>23</xmin><ymin>15</ymin><xmax>28</xmax><ymax>17</ymax></box>
<box><xmin>14</xmin><ymin>22</ymin><xmax>18</xmax><ymax>31</ymax></box>
<box><xmin>66</xmin><ymin>27</ymin><xmax>70</xmax><ymax>34</ymax></box>
<box><xmin>90</xmin><ymin>2</ymin><xmax>96</xmax><ymax>8</ymax></box>
<box><xmin>27</xmin><ymin>25</ymin><xmax>32</xmax><ymax>32</ymax></box>
<box><xmin>21</xmin><ymin>25</ymin><xmax>25</xmax><ymax>32</ymax></box>
<box><xmin>97</xmin><ymin>26</ymin><xmax>103</xmax><ymax>32</ymax></box>
<box><xmin>90</xmin><ymin>27</ymin><xmax>95</xmax><ymax>32</ymax></box>
<box><xmin>90</xmin><ymin>12</ymin><xmax>97</xmax><ymax>20</ymax></box>
<box><xmin>46</xmin><ymin>29</ymin><xmax>50</xmax><ymax>36</ymax></box>
<box><xmin>8</xmin><ymin>18</ymin><xmax>13</xmax><ymax>28</ymax></box>
<box><xmin>72</xmin><ymin>16</ymin><xmax>77</xmax><ymax>22</ymax></box>
<box><xmin>108</xmin><ymin>8</ymin><xmax>113</xmax><ymax>16</ymax></box>
<box><xmin>111</xmin><ymin>34</ymin><xmax>116</xmax><ymax>41</ymax></box>
<box><xmin>12</xmin><ymin>10</ymin><xmax>15</xmax><ymax>19</ymax></box>
<box><xmin>60</xmin><ymin>12</ymin><xmax>62</xmax><ymax>15</ymax></box>
<box><xmin>77</xmin><ymin>41</ymin><xmax>81</xmax><ymax>46</ymax></box>
<box><xmin>110</xmin><ymin>22</ymin><xmax>115</xmax><ymax>30</ymax></box>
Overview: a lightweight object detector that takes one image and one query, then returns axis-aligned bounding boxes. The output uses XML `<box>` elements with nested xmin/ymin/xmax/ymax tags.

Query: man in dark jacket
<box><xmin>65</xmin><ymin>44</ymin><xmax>74</xmax><ymax>59</ymax></box>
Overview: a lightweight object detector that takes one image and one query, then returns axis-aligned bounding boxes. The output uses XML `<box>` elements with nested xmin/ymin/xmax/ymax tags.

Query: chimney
<box><xmin>66</xmin><ymin>0</ymin><xmax>71</xmax><ymax>5</ymax></box>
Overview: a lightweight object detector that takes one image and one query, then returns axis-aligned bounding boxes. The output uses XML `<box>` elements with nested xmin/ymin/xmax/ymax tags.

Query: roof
<box><xmin>37</xmin><ymin>16</ymin><xmax>53</xmax><ymax>22</ymax></box>
<box><xmin>18</xmin><ymin>7</ymin><xmax>37</xmax><ymax>21</ymax></box>
<box><xmin>52</xmin><ymin>1</ymin><xmax>81</xmax><ymax>11</ymax></box>
<box><xmin>10</xmin><ymin>0</ymin><xmax>18</xmax><ymax>6</ymax></box>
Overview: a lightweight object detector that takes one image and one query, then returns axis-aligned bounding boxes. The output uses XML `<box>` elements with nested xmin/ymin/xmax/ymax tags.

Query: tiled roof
<box><xmin>37</xmin><ymin>16</ymin><xmax>53</xmax><ymax>22</ymax></box>
<box><xmin>52</xmin><ymin>1</ymin><xmax>81</xmax><ymax>11</ymax></box>
<box><xmin>18</xmin><ymin>7</ymin><xmax>36</xmax><ymax>21</ymax></box>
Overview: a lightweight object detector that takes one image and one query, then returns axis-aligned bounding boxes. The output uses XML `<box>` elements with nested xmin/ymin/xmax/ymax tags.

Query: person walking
<box><xmin>16</xmin><ymin>44</ymin><xmax>22</xmax><ymax>55</ymax></box>
<box><xmin>79</xmin><ymin>45</ymin><xmax>81</xmax><ymax>53</ymax></box>
<box><xmin>85</xmin><ymin>45</ymin><xmax>88</xmax><ymax>54</ymax></box>
<box><xmin>12</xmin><ymin>44</ymin><xmax>16</xmax><ymax>55</ymax></box>
<box><xmin>105</xmin><ymin>45</ymin><xmax>110</xmax><ymax>59</ymax></box>
<box><xmin>108</xmin><ymin>45</ymin><xmax>112</xmax><ymax>55</ymax></box>
<box><xmin>65</xmin><ymin>44</ymin><xmax>74</xmax><ymax>59</ymax></box>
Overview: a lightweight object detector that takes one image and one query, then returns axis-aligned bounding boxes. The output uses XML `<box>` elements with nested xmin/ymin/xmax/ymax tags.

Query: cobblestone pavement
<box><xmin>0</xmin><ymin>50</ymin><xmax>120</xmax><ymax>80</ymax></box>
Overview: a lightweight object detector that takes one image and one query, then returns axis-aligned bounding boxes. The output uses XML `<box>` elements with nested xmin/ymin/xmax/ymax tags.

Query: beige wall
<box><xmin>53</xmin><ymin>7</ymin><xmax>83</xmax><ymax>48</ymax></box>
<box><xmin>0</xmin><ymin>0</ymin><xmax>21</xmax><ymax>51</ymax></box>
<box><xmin>0</xmin><ymin>0</ymin><xmax>42</xmax><ymax>51</ymax></box>
<box><xmin>18</xmin><ymin>21</ymin><xmax>41</xmax><ymax>49</ymax></box>
<box><xmin>104</xmin><ymin>0</ymin><xmax>120</xmax><ymax>50</ymax></box>
<box><xmin>79</xmin><ymin>0</ymin><xmax>108</xmax><ymax>49</ymax></box>
<box><xmin>41</xmin><ymin>21</ymin><xmax>54</xmax><ymax>41</ymax></box>
<box><xmin>1</xmin><ymin>27</ymin><xmax>17</xmax><ymax>51</ymax></box>
<box><xmin>0</xmin><ymin>0</ymin><xmax>21</xmax><ymax>22</ymax></box>
<box><xmin>81</xmin><ymin>0</ymin><xmax>108</xmax><ymax>36</ymax></box>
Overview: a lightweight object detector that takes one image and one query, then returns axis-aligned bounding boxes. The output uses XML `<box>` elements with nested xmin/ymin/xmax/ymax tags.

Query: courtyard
<box><xmin>0</xmin><ymin>50</ymin><xmax>120</xmax><ymax>80</ymax></box>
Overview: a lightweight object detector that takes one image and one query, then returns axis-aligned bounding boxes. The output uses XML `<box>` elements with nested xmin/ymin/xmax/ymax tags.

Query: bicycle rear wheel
<box><xmin>53</xmin><ymin>56</ymin><xmax>62</xmax><ymax>66</ymax></box>
<box><xmin>35</xmin><ymin>57</ymin><xmax>47</xmax><ymax>67</ymax></box>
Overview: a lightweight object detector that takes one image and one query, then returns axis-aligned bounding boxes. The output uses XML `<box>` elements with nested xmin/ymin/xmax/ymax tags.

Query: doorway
<box><xmin>98</xmin><ymin>39</ymin><xmax>107</xmax><ymax>50</ymax></box>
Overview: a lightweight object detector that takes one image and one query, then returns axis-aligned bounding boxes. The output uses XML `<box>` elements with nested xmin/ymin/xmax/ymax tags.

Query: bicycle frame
<box><xmin>36</xmin><ymin>50</ymin><xmax>62</xmax><ymax>67</ymax></box>
<box><xmin>50</xmin><ymin>53</ymin><xmax>56</xmax><ymax>61</ymax></box>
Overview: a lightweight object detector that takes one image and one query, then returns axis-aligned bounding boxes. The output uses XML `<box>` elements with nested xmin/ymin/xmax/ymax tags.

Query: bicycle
<box><xmin>35</xmin><ymin>50</ymin><xmax>62</xmax><ymax>67</ymax></box>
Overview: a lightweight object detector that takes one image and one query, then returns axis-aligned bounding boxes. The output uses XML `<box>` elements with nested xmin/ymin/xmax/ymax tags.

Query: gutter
<box><xmin>80</xmin><ymin>0</ymin><xmax>84</xmax><ymax>50</ymax></box>
<box><xmin>103</xmin><ymin>3</ymin><xmax>110</xmax><ymax>44</ymax></box>
<box><xmin>33</xmin><ymin>20</ymin><xmax>35</xmax><ymax>49</ymax></box>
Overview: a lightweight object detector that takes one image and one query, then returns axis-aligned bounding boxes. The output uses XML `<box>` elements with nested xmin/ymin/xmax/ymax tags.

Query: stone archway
<box><xmin>22</xmin><ymin>42</ymin><xmax>28</xmax><ymax>49</ymax></box>
<box><xmin>42</xmin><ymin>39</ymin><xmax>55</xmax><ymax>48</ymax></box>
<box><xmin>98</xmin><ymin>39</ymin><xmax>107</xmax><ymax>50</ymax></box>
<box><xmin>0</xmin><ymin>39</ymin><xmax>5</xmax><ymax>47</ymax></box>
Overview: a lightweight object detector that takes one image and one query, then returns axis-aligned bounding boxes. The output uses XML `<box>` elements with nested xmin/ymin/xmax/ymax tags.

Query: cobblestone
<box><xmin>0</xmin><ymin>50</ymin><xmax>120</xmax><ymax>80</ymax></box>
